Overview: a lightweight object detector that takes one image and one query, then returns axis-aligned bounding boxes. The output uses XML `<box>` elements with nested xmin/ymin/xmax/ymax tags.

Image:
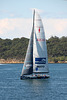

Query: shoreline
<box><xmin>0</xmin><ymin>59</ymin><xmax>67</xmax><ymax>64</ymax></box>
<box><xmin>0</xmin><ymin>63</ymin><xmax>67</xmax><ymax>64</ymax></box>
<box><xmin>0</xmin><ymin>59</ymin><xmax>24</xmax><ymax>64</ymax></box>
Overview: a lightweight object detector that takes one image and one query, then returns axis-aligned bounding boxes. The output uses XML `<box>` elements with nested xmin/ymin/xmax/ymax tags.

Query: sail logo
<box><xmin>37</xmin><ymin>38</ymin><xmax>45</xmax><ymax>41</ymax></box>
<box><xmin>42</xmin><ymin>59</ymin><xmax>46</xmax><ymax>62</ymax></box>
<box><xmin>35</xmin><ymin>58</ymin><xmax>46</xmax><ymax>64</ymax></box>
<box><xmin>38</xmin><ymin>27</ymin><xmax>40</xmax><ymax>33</ymax></box>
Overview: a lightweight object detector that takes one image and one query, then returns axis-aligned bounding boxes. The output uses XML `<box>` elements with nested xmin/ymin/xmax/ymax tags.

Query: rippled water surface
<box><xmin>0</xmin><ymin>63</ymin><xmax>67</xmax><ymax>100</ymax></box>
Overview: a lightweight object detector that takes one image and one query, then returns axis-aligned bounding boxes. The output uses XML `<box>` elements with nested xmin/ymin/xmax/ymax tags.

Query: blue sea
<box><xmin>0</xmin><ymin>63</ymin><xmax>67</xmax><ymax>100</ymax></box>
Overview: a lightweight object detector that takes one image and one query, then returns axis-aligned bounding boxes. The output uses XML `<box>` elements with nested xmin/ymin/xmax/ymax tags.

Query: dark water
<box><xmin>0</xmin><ymin>63</ymin><xmax>67</xmax><ymax>100</ymax></box>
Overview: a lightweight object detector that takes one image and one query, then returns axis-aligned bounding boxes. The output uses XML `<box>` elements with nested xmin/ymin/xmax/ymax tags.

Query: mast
<box><xmin>32</xmin><ymin>9</ymin><xmax>35</xmax><ymax>69</ymax></box>
<box><xmin>33</xmin><ymin>10</ymin><xmax>35</xmax><ymax>33</ymax></box>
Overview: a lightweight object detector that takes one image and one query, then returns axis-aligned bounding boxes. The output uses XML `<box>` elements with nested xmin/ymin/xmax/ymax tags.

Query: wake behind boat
<box><xmin>20</xmin><ymin>10</ymin><xmax>49</xmax><ymax>79</ymax></box>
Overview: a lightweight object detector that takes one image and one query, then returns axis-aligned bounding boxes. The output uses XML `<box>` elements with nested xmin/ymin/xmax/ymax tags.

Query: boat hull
<box><xmin>20</xmin><ymin>74</ymin><xmax>50</xmax><ymax>79</ymax></box>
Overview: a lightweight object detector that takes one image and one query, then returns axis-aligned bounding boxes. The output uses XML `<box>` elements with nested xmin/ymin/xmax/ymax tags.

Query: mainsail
<box><xmin>33</xmin><ymin>11</ymin><xmax>49</xmax><ymax>73</ymax></box>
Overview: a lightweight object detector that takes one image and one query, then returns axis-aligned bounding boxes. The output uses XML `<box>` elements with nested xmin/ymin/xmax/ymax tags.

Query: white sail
<box><xmin>33</xmin><ymin>11</ymin><xmax>49</xmax><ymax>73</ymax></box>
<box><xmin>21</xmin><ymin>29</ymin><xmax>33</xmax><ymax>76</ymax></box>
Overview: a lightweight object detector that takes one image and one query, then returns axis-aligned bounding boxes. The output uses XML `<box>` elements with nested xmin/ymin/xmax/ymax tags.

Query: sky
<box><xmin>0</xmin><ymin>0</ymin><xmax>67</xmax><ymax>39</ymax></box>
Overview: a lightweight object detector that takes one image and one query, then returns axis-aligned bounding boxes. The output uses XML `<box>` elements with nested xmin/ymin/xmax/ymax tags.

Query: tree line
<box><xmin>0</xmin><ymin>36</ymin><xmax>67</xmax><ymax>63</ymax></box>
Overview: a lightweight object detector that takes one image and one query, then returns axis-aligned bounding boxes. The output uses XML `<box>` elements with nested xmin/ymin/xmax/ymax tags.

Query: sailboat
<box><xmin>20</xmin><ymin>10</ymin><xmax>49</xmax><ymax>79</ymax></box>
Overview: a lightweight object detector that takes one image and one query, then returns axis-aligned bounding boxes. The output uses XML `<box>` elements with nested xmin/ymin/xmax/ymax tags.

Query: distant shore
<box><xmin>0</xmin><ymin>59</ymin><xmax>24</xmax><ymax>64</ymax></box>
<box><xmin>0</xmin><ymin>59</ymin><xmax>67</xmax><ymax>64</ymax></box>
